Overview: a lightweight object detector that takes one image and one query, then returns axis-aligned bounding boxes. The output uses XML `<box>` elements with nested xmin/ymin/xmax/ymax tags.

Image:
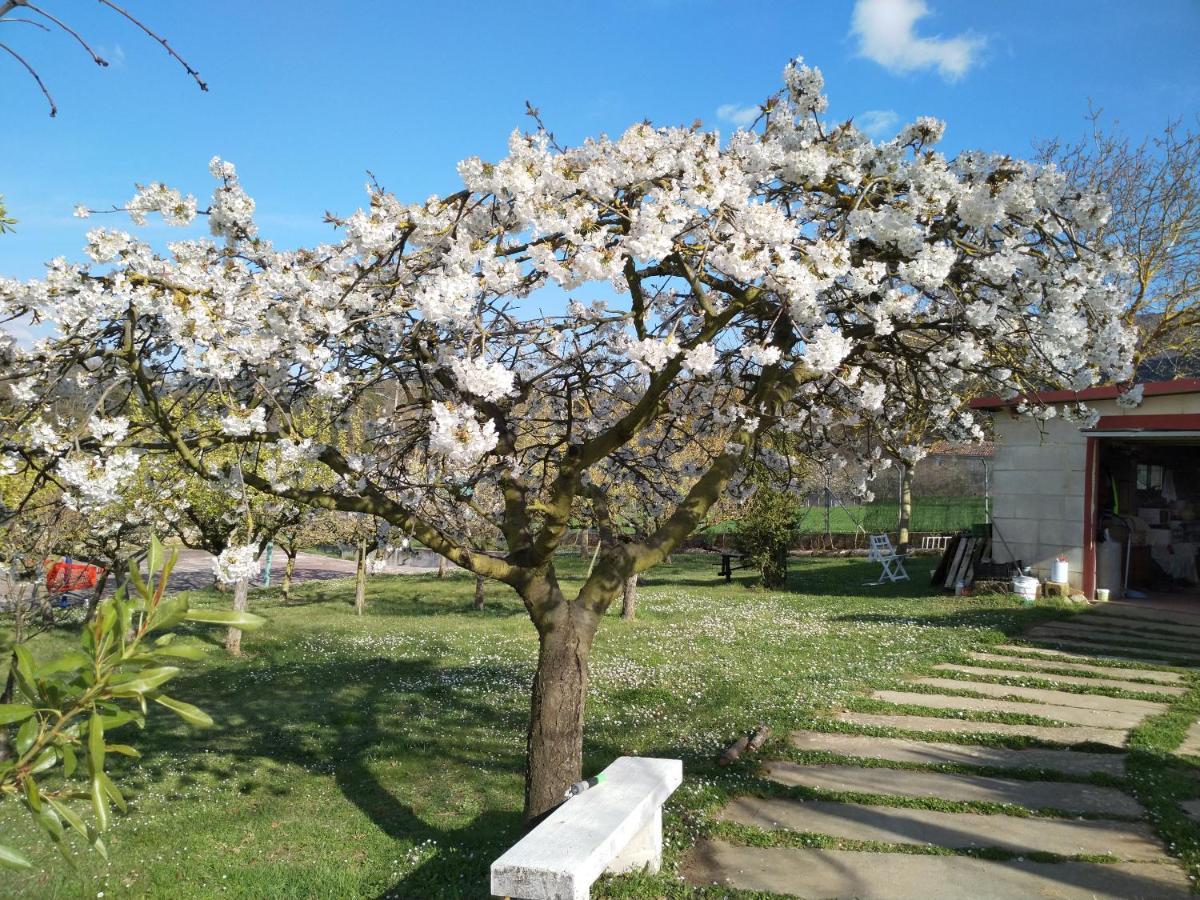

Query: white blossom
<box><xmin>1116</xmin><ymin>383</ymin><xmax>1144</xmax><ymax>408</ymax></box>
<box><xmin>447</xmin><ymin>356</ymin><xmax>516</xmax><ymax>401</ymax></box>
<box><xmin>213</xmin><ymin>544</ymin><xmax>261</xmax><ymax>585</ymax></box>
<box><xmin>428</xmin><ymin>402</ymin><xmax>498</xmax><ymax>471</ymax></box>
<box><xmin>220</xmin><ymin>405</ymin><xmax>268</xmax><ymax>437</ymax></box>
<box><xmin>683</xmin><ymin>342</ymin><xmax>719</xmax><ymax>376</ymax></box>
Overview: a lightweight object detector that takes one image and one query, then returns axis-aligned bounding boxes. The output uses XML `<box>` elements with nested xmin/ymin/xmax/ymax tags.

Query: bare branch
<box><xmin>96</xmin><ymin>0</ymin><xmax>207</xmax><ymax>91</ymax></box>
<box><xmin>0</xmin><ymin>40</ymin><xmax>55</xmax><ymax>115</ymax></box>
<box><xmin>25</xmin><ymin>2</ymin><xmax>107</xmax><ymax>66</ymax></box>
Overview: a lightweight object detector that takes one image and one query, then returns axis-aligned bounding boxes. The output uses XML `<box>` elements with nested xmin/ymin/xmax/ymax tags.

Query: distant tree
<box><xmin>1038</xmin><ymin>112</ymin><xmax>1200</xmax><ymax>371</ymax></box>
<box><xmin>735</xmin><ymin>473</ymin><xmax>800</xmax><ymax>588</ymax></box>
<box><xmin>273</xmin><ymin>509</ymin><xmax>347</xmax><ymax>602</ymax></box>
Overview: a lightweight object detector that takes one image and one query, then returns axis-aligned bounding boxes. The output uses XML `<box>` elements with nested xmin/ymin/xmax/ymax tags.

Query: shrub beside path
<box><xmin>685</xmin><ymin>600</ymin><xmax>1200</xmax><ymax>899</ymax></box>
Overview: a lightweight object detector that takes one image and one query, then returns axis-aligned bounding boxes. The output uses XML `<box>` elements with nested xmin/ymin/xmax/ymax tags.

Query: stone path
<box><xmin>685</xmin><ymin>600</ymin><xmax>1200</xmax><ymax>898</ymax></box>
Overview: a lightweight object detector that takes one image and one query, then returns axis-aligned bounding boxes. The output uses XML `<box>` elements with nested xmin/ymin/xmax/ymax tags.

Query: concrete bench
<box><xmin>490</xmin><ymin>756</ymin><xmax>683</xmax><ymax>900</ymax></box>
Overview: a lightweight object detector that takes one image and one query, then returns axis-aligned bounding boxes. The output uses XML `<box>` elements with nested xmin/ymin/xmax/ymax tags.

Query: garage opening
<box><xmin>1094</xmin><ymin>436</ymin><xmax>1200</xmax><ymax>605</ymax></box>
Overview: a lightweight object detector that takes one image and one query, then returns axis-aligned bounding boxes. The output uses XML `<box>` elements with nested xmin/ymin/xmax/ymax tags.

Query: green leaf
<box><xmin>87</xmin><ymin>714</ymin><xmax>104</xmax><ymax>776</ymax></box>
<box><xmin>0</xmin><ymin>703</ymin><xmax>34</xmax><ymax>725</ymax></box>
<box><xmin>149</xmin><ymin>643</ymin><xmax>206</xmax><ymax>661</ymax></box>
<box><xmin>105</xmin><ymin>744</ymin><xmax>141</xmax><ymax>758</ymax></box>
<box><xmin>62</xmin><ymin>744</ymin><xmax>77</xmax><ymax>778</ymax></box>
<box><xmin>90</xmin><ymin>777</ymin><xmax>109</xmax><ymax>832</ymax></box>
<box><xmin>38</xmin><ymin>651</ymin><xmax>91</xmax><ymax>676</ymax></box>
<box><xmin>98</xmin><ymin>771</ymin><xmax>126</xmax><ymax>813</ymax></box>
<box><xmin>34</xmin><ymin>805</ymin><xmax>63</xmax><ymax>843</ymax></box>
<box><xmin>150</xmin><ymin>596</ymin><xmax>189</xmax><ymax>632</ymax></box>
<box><xmin>15</xmin><ymin>716</ymin><xmax>37</xmax><ymax>755</ymax></box>
<box><xmin>0</xmin><ymin>843</ymin><xmax>31</xmax><ymax>870</ymax></box>
<box><xmin>46</xmin><ymin>797</ymin><xmax>88</xmax><ymax>839</ymax></box>
<box><xmin>126</xmin><ymin>560</ymin><xmax>150</xmax><ymax>601</ymax></box>
<box><xmin>153</xmin><ymin>695</ymin><xmax>214</xmax><ymax>728</ymax></box>
<box><xmin>108</xmin><ymin>666</ymin><xmax>180</xmax><ymax>697</ymax></box>
<box><xmin>97</xmin><ymin>708</ymin><xmax>142</xmax><ymax>731</ymax></box>
<box><xmin>23</xmin><ymin>772</ymin><xmax>41</xmax><ymax>812</ymax></box>
<box><xmin>148</xmin><ymin>534</ymin><xmax>164</xmax><ymax>578</ymax></box>
<box><xmin>29</xmin><ymin>747</ymin><xmax>57</xmax><ymax>775</ymax></box>
<box><xmin>184</xmin><ymin>609</ymin><xmax>266</xmax><ymax>630</ymax></box>
<box><xmin>12</xmin><ymin>644</ymin><xmax>37</xmax><ymax>700</ymax></box>
<box><xmin>89</xmin><ymin>832</ymin><xmax>107</xmax><ymax>860</ymax></box>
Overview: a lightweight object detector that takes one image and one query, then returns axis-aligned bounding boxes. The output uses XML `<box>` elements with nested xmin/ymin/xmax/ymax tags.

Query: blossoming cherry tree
<box><xmin>0</xmin><ymin>59</ymin><xmax>1133</xmax><ymax>818</ymax></box>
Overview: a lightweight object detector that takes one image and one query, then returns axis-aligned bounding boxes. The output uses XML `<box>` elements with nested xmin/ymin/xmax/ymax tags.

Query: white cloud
<box><xmin>858</xmin><ymin>109</ymin><xmax>900</xmax><ymax>136</ymax></box>
<box><xmin>716</xmin><ymin>103</ymin><xmax>761</xmax><ymax>128</ymax></box>
<box><xmin>851</xmin><ymin>0</ymin><xmax>984</xmax><ymax>81</ymax></box>
<box><xmin>97</xmin><ymin>44</ymin><xmax>127</xmax><ymax>67</ymax></box>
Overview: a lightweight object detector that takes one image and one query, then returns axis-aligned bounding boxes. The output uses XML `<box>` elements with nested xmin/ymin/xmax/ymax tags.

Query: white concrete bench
<box><xmin>490</xmin><ymin>756</ymin><xmax>683</xmax><ymax>900</ymax></box>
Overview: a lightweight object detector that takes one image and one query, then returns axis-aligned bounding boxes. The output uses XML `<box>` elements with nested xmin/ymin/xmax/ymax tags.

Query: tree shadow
<box><xmin>833</xmin><ymin>605</ymin><xmax>1075</xmax><ymax>634</ymax></box>
<box><xmin>112</xmin><ymin>654</ymin><xmax>532</xmax><ymax>898</ymax></box>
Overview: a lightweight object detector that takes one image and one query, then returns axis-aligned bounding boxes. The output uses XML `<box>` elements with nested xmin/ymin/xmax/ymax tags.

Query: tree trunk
<box><xmin>85</xmin><ymin>567</ymin><xmax>111</xmax><ymax>623</ymax></box>
<box><xmin>620</xmin><ymin>573</ymin><xmax>638</xmax><ymax>620</ymax></box>
<box><xmin>474</xmin><ymin>574</ymin><xmax>485</xmax><ymax>610</ymax></box>
<box><xmin>354</xmin><ymin>540</ymin><xmax>367</xmax><ymax>616</ymax></box>
<box><xmin>437</xmin><ymin>555</ymin><xmax>448</xmax><ymax>579</ymax></box>
<box><xmin>282</xmin><ymin>550</ymin><xmax>296</xmax><ymax>602</ymax></box>
<box><xmin>579</xmin><ymin>528</ymin><xmax>589</xmax><ymax>559</ymax></box>
<box><xmin>524</xmin><ymin>586</ymin><xmax>599</xmax><ymax>822</ymax></box>
<box><xmin>897</xmin><ymin>463</ymin><xmax>913</xmax><ymax>555</ymax></box>
<box><xmin>224</xmin><ymin>577</ymin><xmax>250</xmax><ymax>656</ymax></box>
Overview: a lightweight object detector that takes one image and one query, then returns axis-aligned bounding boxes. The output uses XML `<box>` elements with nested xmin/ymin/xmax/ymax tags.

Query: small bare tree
<box><xmin>1039</xmin><ymin>112</ymin><xmax>1200</xmax><ymax>369</ymax></box>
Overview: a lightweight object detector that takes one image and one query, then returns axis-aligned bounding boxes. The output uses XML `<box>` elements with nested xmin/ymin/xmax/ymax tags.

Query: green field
<box><xmin>704</xmin><ymin>497</ymin><xmax>988</xmax><ymax>539</ymax></box>
<box><xmin>0</xmin><ymin>554</ymin><xmax>1153</xmax><ymax>898</ymax></box>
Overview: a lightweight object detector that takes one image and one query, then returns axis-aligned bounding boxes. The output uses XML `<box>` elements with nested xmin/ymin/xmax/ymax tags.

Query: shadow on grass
<box><xmin>833</xmin><ymin>604</ymin><xmax>1076</xmax><ymax>634</ymax></box>
<box><xmin>115</xmin><ymin>654</ymin><xmax>532</xmax><ymax>898</ymax></box>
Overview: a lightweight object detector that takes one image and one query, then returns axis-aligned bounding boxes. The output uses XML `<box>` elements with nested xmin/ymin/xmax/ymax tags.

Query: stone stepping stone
<box><xmin>1001</xmin><ymin>641</ymin><xmax>1183</xmax><ymax>668</ymax></box>
<box><xmin>1030</xmin><ymin>638</ymin><xmax>1200</xmax><ymax>666</ymax></box>
<box><xmin>1086</xmin><ymin>603</ymin><xmax>1200</xmax><ymax>628</ymax></box>
<box><xmin>719</xmin><ymin>796</ymin><xmax>1166</xmax><ymax>860</ymax></box>
<box><xmin>909</xmin><ymin>678</ymin><xmax>1168</xmax><ymax>717</ymax></box>
<box><xmin>763</xmin><ymin>762</ymin><xmax>1143</xmax><ymax>815</ymax></box>
<box><xmin>939</xmin><ymin>663</ymin><xmax>1185</xmax><ymax>695</ymax></box>
<box><xmin>1181</xmin><ymin>799</ymin><xmax>1200</xmax><ymax>823</ymax></box>
<box><xmin>871</xmin><ymin>690</ymin><xmax>1145</xmax><ymax>729</ymax></box>
<box><xmin>1078</xmin><ymin>614</ymin><xmax>1200</xmax><ymax>641</ymax></box>
<box><xmin>789</xmin><ymin>731</ymin><xmax>1125</xmax><ymax>776</ymax></box>
<box><xmin>685</xmin><ymin>840</ymin><xmax>1193</xmax><ymax>899</ymax></box>
<box><xmin>1177</xmin><ymin>720</ymin><xmax>1200</xmax><ymax>756</ymax></box>
<box><xmin>1030</xmin><ymin>623</ymin><xmax>1200</xmax><ymax>654</ymax></box>
<box><xmin>969</xmin><ymin>651</ymin><xmax>1183</xmax><ymax>683</ymax></box>
<box><xmin>992</xmin><ymin>644</ymin><xmax>1184</xmax><ymax>669</ymax></box>
<box><xmin>836</xmin><ymin>711</ymin><xmax>1128</xmax><ymax>748</ymax></box>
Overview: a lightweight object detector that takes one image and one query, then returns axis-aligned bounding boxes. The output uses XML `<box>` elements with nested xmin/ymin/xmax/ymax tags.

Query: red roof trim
<box><xmin>1088</xmin><ymin>413</ymin><xmax>1200</xmax><ymax>432</ymax></box>
<box><xmin>970</xmin><ymin>378</ymin><xmax>1200</xmax><ymax>410</ymax></box>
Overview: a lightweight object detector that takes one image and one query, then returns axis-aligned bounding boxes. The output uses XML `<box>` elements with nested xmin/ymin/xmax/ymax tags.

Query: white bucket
<box><xmin>1095</xmin><ymin>588</ymin><xmax>1110</xmax><ymax>602</ymax></box>
<box><xmin>1012</xmin><ymin>575</ymin><xmax>1039</xmax><ymax>602</ymax></box>
<box><xmin>1050</xmin><ymin>558</ymin><xmax>1069</xmax><ymax>584</ymax></box>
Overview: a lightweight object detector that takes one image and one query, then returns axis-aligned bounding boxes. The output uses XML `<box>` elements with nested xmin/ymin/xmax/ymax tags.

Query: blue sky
<box><xmin>1</xmin><ymin>0</ymin><xmax>1198</xmax><ymax>280</ymax></box>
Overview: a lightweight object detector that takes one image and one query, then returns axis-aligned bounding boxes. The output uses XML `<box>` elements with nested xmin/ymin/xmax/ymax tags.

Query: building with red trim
<box><xmin>971</xmin><ymin>378</ymin><xmax>1200</xmax><ymax>600</ymax></box>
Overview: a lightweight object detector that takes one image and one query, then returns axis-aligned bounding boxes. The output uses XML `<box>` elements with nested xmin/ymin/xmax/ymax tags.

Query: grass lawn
<box><xmin>0</xmin><ymin>553</ymin><xmax>1133</xmax><ymax>898</ymax></box>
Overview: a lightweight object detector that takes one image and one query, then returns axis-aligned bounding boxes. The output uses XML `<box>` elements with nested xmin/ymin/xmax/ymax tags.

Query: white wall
<box><xmin>990</xmin><ymin>414</ymin><xmax>1088</xmax><ymax>587</ymax></box>
<box><xmin>988</xmin><ymin>392</ymin><xmax>1200</xmax><ymax>590</ymax></box>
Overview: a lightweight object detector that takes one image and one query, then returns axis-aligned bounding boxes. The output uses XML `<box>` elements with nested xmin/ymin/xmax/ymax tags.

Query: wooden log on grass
<box><xmin>718</xmin><ymin>734</ymin><xmax>750</xmax><ymax>766</ymax></box>
<box><xmin>746</xmin><ymin>723</ymin><xmax>772</xmax><ymax>754</ymax></box>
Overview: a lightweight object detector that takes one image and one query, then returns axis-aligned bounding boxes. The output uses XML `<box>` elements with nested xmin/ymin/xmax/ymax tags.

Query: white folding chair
<box><xmin>865</xmin><ymin>534</ymin><xmax>909</xmax><ymax>585</ymax></box>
